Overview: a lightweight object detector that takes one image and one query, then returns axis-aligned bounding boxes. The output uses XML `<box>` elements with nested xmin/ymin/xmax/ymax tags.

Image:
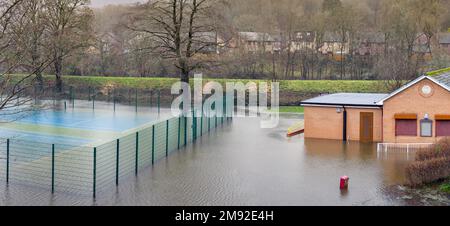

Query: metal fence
<box><xmin>0</xmin><ymin>107</ymin><xmax>232</xmax><ymax>197</ymax></box>
<box><xmin>28</xmin><ymin>83</ymin><xmax>183</xmax><ymax>111</ymax></box>
<box><xmin>376</xmin><ymin>143</ymin><xmax>433</xmax><ymax>160</ymax></box>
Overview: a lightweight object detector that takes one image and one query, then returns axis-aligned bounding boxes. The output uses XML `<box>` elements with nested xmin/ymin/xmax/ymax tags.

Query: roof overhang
<box><xmin>300</xmin><ymin>103</ymin><xmax>383</xmax><ymax>108</ymax></box>
<box><xmin>376</xmin><ymin>76</ymin><xmax>450</xmax><ymax>105</ymax></box>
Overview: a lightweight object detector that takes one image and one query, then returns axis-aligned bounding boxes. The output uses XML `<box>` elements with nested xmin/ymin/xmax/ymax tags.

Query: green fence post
<box><xmin>208</xmin><ymin>109</ymin><xmax>211</xmax><ymax>133</ymax></box>
<box><xmin>200</xmin><ymin>109</ymin><xmax>203</xmax><ymax>135</ymax></box>
<box><xmin>195</xmin><ymin>110</ymin><xmax>198</xmax><ymax>140</ymax></box>
<box><xmin>113</xmin><ymin>89</ymin><xmax>116</xmax><ymax>112</ymax></box>
<box><xmin>6</xmin><ymin>139</ymin><xmax>9</xmax><ymax>184</ymax></box>
<box><xmin>184</xmin><ymin>115</ymin><xmax>187</xmax><ymax>146</ymax></box>
<box><xmin>192</xmin><ymin>110</ymin><xmax>194</xmax><ymax>141</ymax></box>
<box><xmin>72</xmin><ymin>87</ymin><xmax>75</xmax><ymax>108</ymax></box>
<box><xmin>92</xmin><ymin>87</ymin><xmax>95</xmax><ymax>110</ymax></box>
<box><xmin>157</xmin><ymin>90</ymin><xmax>161</xmax><ymax>115</ymax></box>
<box><xmin>93</xmin><ymin>147</ymin><xmax>97</xmax><ymax>198</ymax></box>
<box><xmin>150</xmin><ymin>91</ymin><xmax>153</xmax><ymax>108</ymax></box>
<box><xmin>178</xmin><ymin>116</ymin><xmax>181</xmax><ymax>149</ymax></box>
<box><xmin>51</xmin><ymin>144</ymin><xmax>55</xmax><ymax>193</ymax></box>
<box><xmin>135</xmin><ymin>132</ymin><xmax>139</xmax><ymax>175</ymax></box>
<box><xmin>152</xmin><ymin>125</ymin><xmax>155</xmax><ymax>165</ymax></box>
<box><xmin>116</xmin><ymin>139</ymin><xmax>119</xmax><ymax>186</ymax></box>
<box><xmin>135</xmin><ymin>89</ymin><xmax>138</xmax><ymax>112</ymax></box>
<box><xmin>165</xmin><ymin>120</ymin><xmax>169</xmax><ymax>156</ymax></box>
<box><xmin>223</xmin><ymin>96</ymin><xmax>225</xmax><ymax>123</ymax></box>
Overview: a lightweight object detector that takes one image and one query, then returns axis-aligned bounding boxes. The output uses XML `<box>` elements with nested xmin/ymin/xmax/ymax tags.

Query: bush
<box><xmin>406</xmin><ymin>138</ymin><xmax>450</xmax><ymax>186</ymax></box>
<box><xmin>405</xmin><ymin>157</ymin><xmax>450</xmax><ymax>186</ymax></box>
<box><xmin>440</xmin><ymin>182</ymin><xmax>450</xmax><ymax>193</ymax></box>
<box><xmin>415</xmin><ymin>138</ymin><xmax>450</xmax><ymax>161</ymax></box>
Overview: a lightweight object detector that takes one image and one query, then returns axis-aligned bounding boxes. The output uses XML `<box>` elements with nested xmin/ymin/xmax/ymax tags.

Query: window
<box><xmin>420</xmin><ymin>119</ymin><xmax>433</xmax><ymax>137</ymax></box>
<box><xmin>395</xmin><ymin>119</ymin><xmax>417</xmax><ymax>136</ymax></box>
<box><xmin>436</xmin><ymin>120</ymin><xmax>450</xmax><ymax>137</ymax></box>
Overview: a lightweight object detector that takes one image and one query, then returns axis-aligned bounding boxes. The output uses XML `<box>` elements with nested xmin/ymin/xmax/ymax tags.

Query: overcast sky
<box><xmin>90</xmin><ymin>0</ymin><xmax>143</xmax><ymax>8</ymax></box>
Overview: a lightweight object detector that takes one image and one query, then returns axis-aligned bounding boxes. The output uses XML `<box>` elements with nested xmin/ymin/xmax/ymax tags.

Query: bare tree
<box><xmin>375</xmin><ymin>49</ymin><xmax>417</xmax><ymax>91</ymax></box>
<box><xmin>0</xmin><ymin>0</ymin><xmax>52</xmax><ymax>121</ymax></box>
<box><xmin>46</xmin><ymin>0</ymin><xmax>93</xmax><ymax>92</ymax></box>
<box><xmin>126</xmin><ymin>0</ymin><xmax>222</xmax><ymax>83</ymax></box>
<box><xmin>13</xmin><ymin>0</ymin><xmax>51</xmax><ymax>89</ymax></box>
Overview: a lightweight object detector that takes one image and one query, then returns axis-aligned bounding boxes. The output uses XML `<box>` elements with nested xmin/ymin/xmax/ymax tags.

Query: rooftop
<box><xmin>439</xmin><ymin>33</ymin><xmax>450</xmax><ymax>44</ymax></box>
<box><xmin>238</xmin><ymin>32</ymin><xmax>275</xmax><ymax>42</ymax></box>
<box><xmin>432</xmin><ymin>70</ymin><xmax>450</xmax><ymax>89</ymax></box>
<box><xmin>356</xmin><ymin>32</ymin><xmax>386</xmax><ymax>44</ymax></box>
<box><xmin>322</xmin><ymin>31</ymin><xmax>348</xmax><ymax>42</ymax></box>
<box><xmin>301</xmin><ymin>93</ymin><xmax>388</xmax><ymax>107</ymax></box>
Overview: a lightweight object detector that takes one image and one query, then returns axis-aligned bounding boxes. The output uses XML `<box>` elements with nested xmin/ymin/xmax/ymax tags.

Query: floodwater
<box><xmin>0</xmin><ymin>114</ymin><xmax>439</xmax><ymax>206</ymax></box>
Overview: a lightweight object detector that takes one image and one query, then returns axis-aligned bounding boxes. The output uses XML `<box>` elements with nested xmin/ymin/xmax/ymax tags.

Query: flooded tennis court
<box><xmin>0</xmin><ymin>112</ymin><xmax>436</xmax><ymax>206</ymax></box>
<box><xmin>0</xmin><ymin>100</ymin><xmax>173</xmax><ymax>145</ymax></box>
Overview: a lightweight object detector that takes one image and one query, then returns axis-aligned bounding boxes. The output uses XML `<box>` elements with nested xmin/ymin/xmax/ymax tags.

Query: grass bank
<box><xmin>27</xmin><ymin>74</ymin><xmax>390</xmax><ymax>93</ymax></box>
<box><xmin>9</xmin><ymin>74</ymin><xmax>391</xmax><ymax>105</ymax></box>
<box><xmin>270</xmin><ymin>106</ymin><xmax>304</xmax><ymax>113</ymax></box>
<box><xmin>440</xmin><ymin>179</ymin><xmax>450</xmax><ymax>194</ymax></box>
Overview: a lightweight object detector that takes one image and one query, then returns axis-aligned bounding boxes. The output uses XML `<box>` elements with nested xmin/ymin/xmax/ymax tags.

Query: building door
<box><xmin>360</xmin><ymin>112</ymin><xmax>374</xmax><ymax>143</ymax></box>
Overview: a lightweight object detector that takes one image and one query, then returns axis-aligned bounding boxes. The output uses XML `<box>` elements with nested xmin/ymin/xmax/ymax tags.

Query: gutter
<box><xmin>300</xmin><ymin>102</ymin><xmax>383</xmax><ymax>108</ymax></box>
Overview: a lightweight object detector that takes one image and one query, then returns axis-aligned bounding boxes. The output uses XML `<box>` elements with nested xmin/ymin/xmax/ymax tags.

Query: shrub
<box><xmin>405</xmin><ymin>157</ymin><xmax>450</xmax><ymax>186</ymax></box>
<box><xmin>440</xmin><ymin>182</ymin><xmax>450</xmax><ymax>194</ymax></box>
<box><xmin>415</xmin><ymin>138</ymin><xmax>450</xmax><ymax>161</ymax></box>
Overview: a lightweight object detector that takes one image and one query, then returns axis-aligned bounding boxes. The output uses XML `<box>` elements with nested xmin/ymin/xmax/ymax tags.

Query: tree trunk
<box><xmin>32</xmin><ymin>37</ymin><xmax>43</xmax><ymax>90</ymax></box>
<box><xmin>36</xmin><ymin>70</ymin><xmax>43</xmax><ymax>90</ymax></box>
<box><xmin>54</xmin><ymin>55</ymin><xmax>63</xmax><ymax>92</ymax></box>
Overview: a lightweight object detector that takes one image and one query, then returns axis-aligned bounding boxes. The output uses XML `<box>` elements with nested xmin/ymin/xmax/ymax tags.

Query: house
<box><xmin>318</xmin><ymin>31</ymin><xmax>350</xmax><ymax>61</ymax></box>
<box><xmin>301</xmin><ymin>67</ymin><xmax>450</xmax><ymax>143</ymax></box>
<box><xmin>236</xmin><ymin>32</ymin><xmax>276</xmax><ymax>53</ymax></box>
<box><xmin>438</xmin><ymin>32</ymin><xmax>450</xmax><ymax>55</ymax></box>
<box><xmin>354</xmin><ymin>32</ymin><xmax>386</xmax><ymax>56</ymax></box>
<box><xmin>413</xmin><ymin>33</ymin><xmax>432</xmax><ymax>60</ymax></box>
<box><xmin>291</xmin><ymin>31</ymin><xmax>316</xmax><ymax>52</ymax></box>
<box><xmin>192</xmin><ymin>32</ymin><xmax>225</xmax><ymax>54</ymax></box>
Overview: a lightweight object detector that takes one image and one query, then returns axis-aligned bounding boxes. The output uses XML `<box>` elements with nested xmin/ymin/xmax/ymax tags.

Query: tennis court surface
<box><xmin>0</xmin><ymin>100</ymin><xmax>171</xmax><ymax>146</ymax></box>
<box><xmin>0</xmin><ymin>99</ymin><xmax>231</xmax><ymax>196</ymax></box>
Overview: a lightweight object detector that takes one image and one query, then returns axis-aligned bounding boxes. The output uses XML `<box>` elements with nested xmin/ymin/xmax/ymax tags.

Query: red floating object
<box><xmin>340</xmin><ymin>176</ymin><xmax>349</xmax><ymax>189</ymax></box>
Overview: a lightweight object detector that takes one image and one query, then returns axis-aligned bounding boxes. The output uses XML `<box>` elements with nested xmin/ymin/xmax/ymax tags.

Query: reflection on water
<box><xmin>0</xmin><ymin>114</ymin><xmax>437</xmax><ymax>206</ymax></box>
<box><xmin>304</xmin><ymin>139</ymin><xmax>411</xmax><ymax>186</ymax></box>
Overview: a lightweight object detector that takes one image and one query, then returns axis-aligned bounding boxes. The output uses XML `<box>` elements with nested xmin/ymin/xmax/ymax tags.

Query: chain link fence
<box><xmin>0</xmin><ymin>102</ymin><xmax>232</xmax><ymax>197</ymax></box>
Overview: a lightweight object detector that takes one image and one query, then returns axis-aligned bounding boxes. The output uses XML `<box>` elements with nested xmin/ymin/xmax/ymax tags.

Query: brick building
<box><xmin>301</xmin><ymin>68</ymin><xmax>450</xmax><ymax>143</ymax></box>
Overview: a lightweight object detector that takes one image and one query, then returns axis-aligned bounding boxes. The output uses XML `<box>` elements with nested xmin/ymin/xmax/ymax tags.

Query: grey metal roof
<box><xmin>301</xmin><ymin>93</ymin><xmax>388</xmax><ymax>107</ymax></box>
<box><xmin>238</xmin><ymin>32</ymin><xmax>275</xmax><ymax>42</ymax></box>
<box><xmin>294</xmin><ymin>31</ymin><xmax>316</xmax><ymax>42</ymax></box>
<box><xmin>439</xmin><ymin>33</ymin><xmax>450</xmax><ymax>44</ymax></box>
<box><xmin>356</xmin><ymin>32</ymin><xmax>386</xmax><ymax>43</ymax></box>
<box><xmin>433</xmin><ymin>72</ymin><xmax>450</xmax><ymax>89</ymax></box>
<box><xmin>322</xmin><ymin>31</ymin><xmax>348</xmax><ymax>42</ymax></box>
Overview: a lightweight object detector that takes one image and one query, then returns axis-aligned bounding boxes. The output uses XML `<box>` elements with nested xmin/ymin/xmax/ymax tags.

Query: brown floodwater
<box><xmin>0</xmin><ymin>114</ymin><xmax>433</xmax><ymax>205</ymax></box>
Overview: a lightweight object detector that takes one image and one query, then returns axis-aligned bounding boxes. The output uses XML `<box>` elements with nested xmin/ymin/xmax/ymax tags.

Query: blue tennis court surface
<box><xmin>20</xmin><ymin>108</ymin><xmax>155</xmax><ymax>132</ymax></box>
<box><xmin>0</xmin><ymin>129</ymin><xmax>91</xmax><ymax>146</ymax></box>
<box><xmin>0</xmin><ymin>100</ymin><xmax>171</xmax><ymax>146</ymax></box>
